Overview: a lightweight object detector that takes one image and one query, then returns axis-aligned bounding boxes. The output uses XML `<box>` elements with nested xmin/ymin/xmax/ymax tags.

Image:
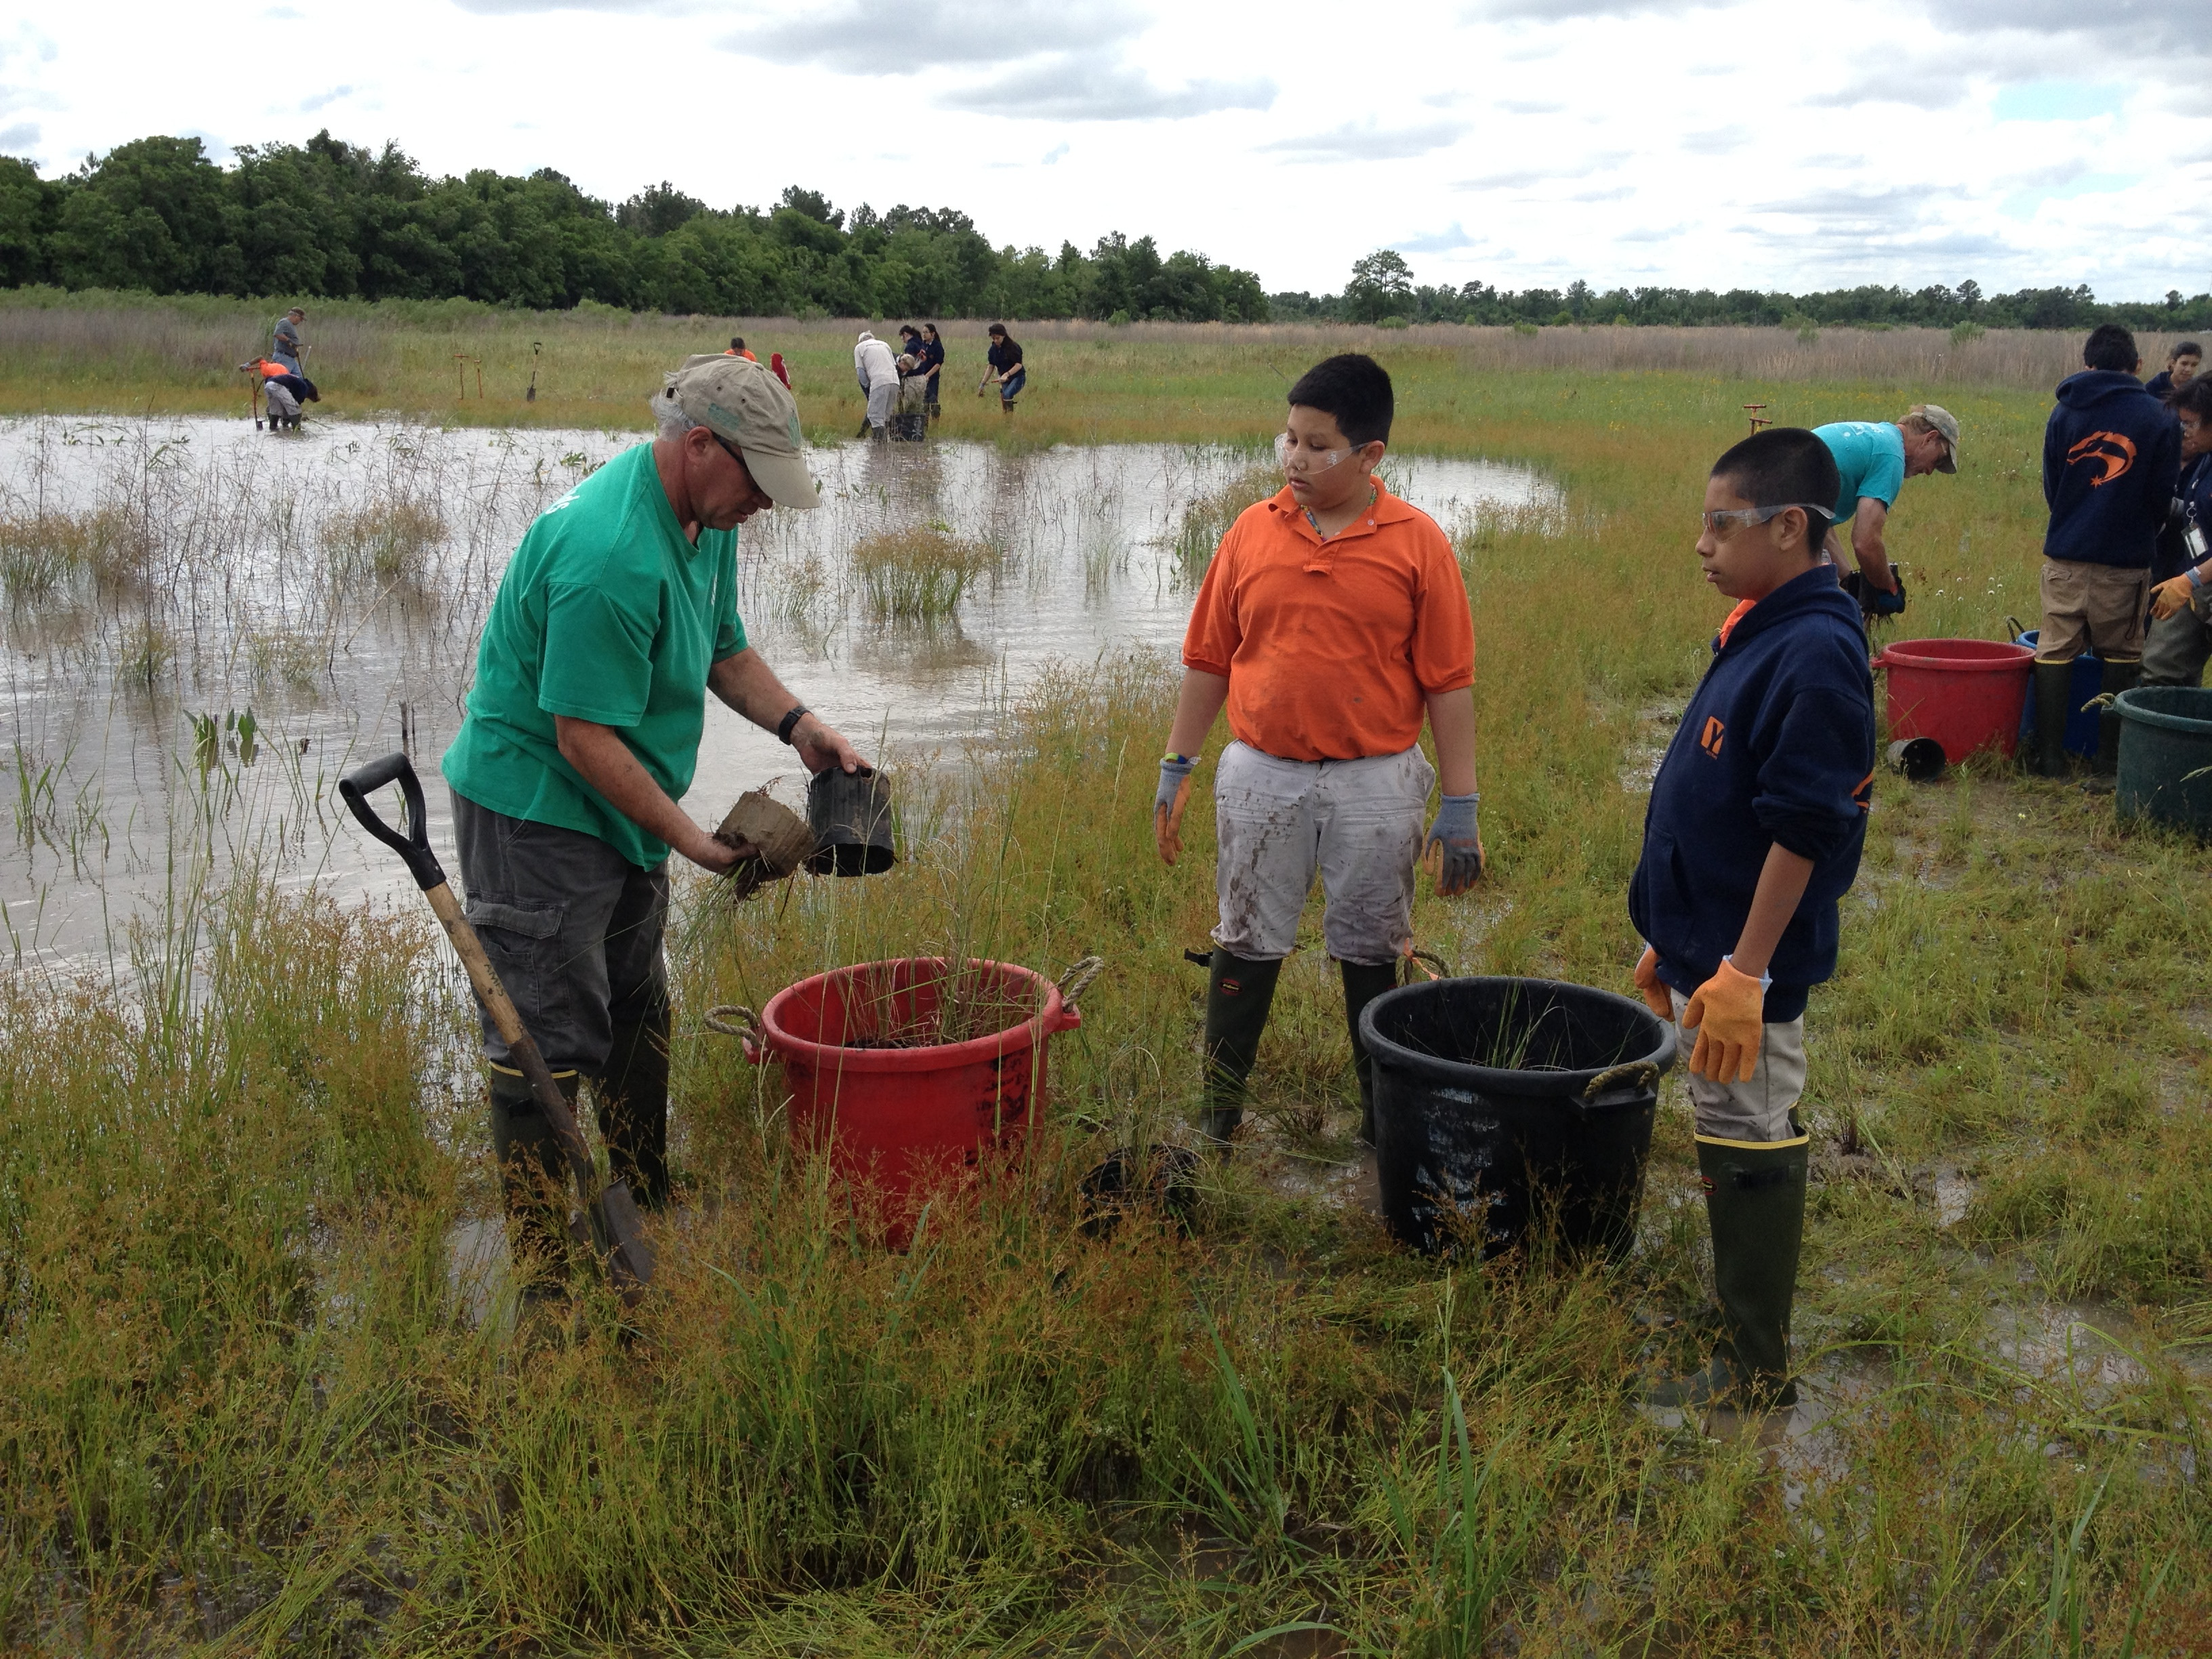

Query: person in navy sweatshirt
<box><xmin>1630</xmin><ymin>426</ymin><xmax>1875</xmax><ymax>1417</ymax></box>
<box><xmin>2032</xmin><ymin>324</ymin><xmax>2184</xmax><ymax>781</ymax></box>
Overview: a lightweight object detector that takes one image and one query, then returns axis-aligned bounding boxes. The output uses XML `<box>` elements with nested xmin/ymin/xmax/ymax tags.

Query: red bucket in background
<box><xmin>734</xmin><ymin>958</ymin><xmax>1080</xmax><ymax>1231</ymax></box>
<box><xmin>1873</xmin><ymin>638</ymin><xmax>2034</xmax><ymax>762</ymax></box>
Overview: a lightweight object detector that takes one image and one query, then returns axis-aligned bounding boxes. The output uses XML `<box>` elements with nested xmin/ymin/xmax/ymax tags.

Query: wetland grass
<box><xmin>849</xmin><ymin>525</ymin><xmax>998</xmax><ymax>622</ymax></box>
<box><xmin>2</xmin><ymin>340</ymin><xmax>2211</xmax><ymax>1651</ymax></box>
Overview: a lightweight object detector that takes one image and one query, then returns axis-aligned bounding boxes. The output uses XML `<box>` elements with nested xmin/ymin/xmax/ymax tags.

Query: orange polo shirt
<box><xmin>1183</xmin><ymin>478</ymin><xmax>1475</xmax><ymax>762</ymax></box>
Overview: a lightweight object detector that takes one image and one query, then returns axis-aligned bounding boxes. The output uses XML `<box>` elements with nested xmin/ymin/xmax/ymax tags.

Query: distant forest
<box><xmin>3</xmin><ymin>134</ymin><xmax>2207</xmax><ymax>331</ymax></box>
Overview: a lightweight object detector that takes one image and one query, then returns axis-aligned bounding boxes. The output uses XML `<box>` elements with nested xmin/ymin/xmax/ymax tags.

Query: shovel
<box><xmin>339</xmin><ymin>752</ymin><xmax>655</xmax><ymax>1304</ymax></box>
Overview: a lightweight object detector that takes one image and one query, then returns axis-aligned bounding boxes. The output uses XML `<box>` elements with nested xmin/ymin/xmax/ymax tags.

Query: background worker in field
<box><xmin>853</xmin><ymin>330</ymin><xmax>899</xmax><ymax>439</ymax></box>
<box><xmin>1153</xmin><ymin>354</ymin><xmax>1483</xmax><ymax>1149</ymax></box>
<box><xmin>980</xmin><ymin>323</ymin><xmax>1025</xmax><ymax>413</ymax></box>
<box><xmin>441</xmin><ymin>354</ymin><xmax>865</xmax><ymax>1273</ymax></box>
<box><xmin>2141</xmin><ymin>376</ymin><xmax>2212</xmax><ymax>687</ymax></box>
<box><xmin>2030</xmin><ymin>324</ymin><xmax>2182</xmax><ymax>780</ymax></box>
<box><xmin>272</xmin><ymin>306</ymin><xmax>307</xmax><ymax>374</ymax></box>
<box><xmin>242</xmin><ymin>355</ymin><xmax>318</xmax><ymax>428</ymax></box>
<box><xmin>1811</xmin><ymin>405</ymin><xmax>1959</xmax><ymax>619</ymax></box>
<box><xmin>1632</xmin><ymin>428</ymin><xmax>1874</xmax><ymax>1416</ymax></box>
<box><xmin>2145</xmin><ymin>340</ymin><xmax>2200</xmax><ymax>400</ymax></box>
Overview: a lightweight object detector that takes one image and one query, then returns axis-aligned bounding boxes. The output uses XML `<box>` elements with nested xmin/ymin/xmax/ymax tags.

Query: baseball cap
<box><xmin>651</xmin><ymin>354</ymin><xmax>820</xmax><ymax>509</ymax></box>
<box><xmin>1914</xmin><ymin>403</ymin><xmax>1960</xmax><ymax>473</ymax></box>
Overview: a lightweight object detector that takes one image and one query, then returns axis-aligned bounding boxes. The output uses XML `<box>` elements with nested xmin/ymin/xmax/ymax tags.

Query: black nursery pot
<box><xmin>806</xmin><ymin>765</ymin><xmax>896</xmax><ymax>876</ymax></box>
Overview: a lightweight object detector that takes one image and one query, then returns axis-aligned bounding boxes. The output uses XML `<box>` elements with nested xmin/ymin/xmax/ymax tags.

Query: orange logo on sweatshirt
<box><xmin>1700</xmin><ymin>716</ymin><xmax>1725</xmax><ymax>757</ymax></box>
<box><xmin>2066</xmin><ymin>431</ymin><xmax>2137</xmax><ymax>487</ymax></box>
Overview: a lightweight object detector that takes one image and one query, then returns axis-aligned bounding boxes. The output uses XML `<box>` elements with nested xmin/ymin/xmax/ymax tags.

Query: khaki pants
<box><xmin>1211</xmin><ymin>741</ymin><xmax>1433</xmax><ymax>965</ymax></box>
<box><xmin>1667</xmin><ymin>987</ymin><xmax>1808</xmax><ymax>1145</ymax></box>
<box><xmin>2036</xmin><ymin>558</ymin><xmax>2147</xmax><ymax>661</ymax></box>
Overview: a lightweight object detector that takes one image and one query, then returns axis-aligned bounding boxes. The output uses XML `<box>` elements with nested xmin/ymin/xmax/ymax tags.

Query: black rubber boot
<box><xmin>1646</xmin><ymin>1132</ymin><xmax>1807</xmax><ymax>1412</ymax></box>
<box><xmin>489</xmin><ymin>1065</ymin><xmax>580</xmax><ymax>1273</ymax></box>
<box><xmin>1199</xmin><ymin>950</ymin><xmax>1282</xmax><ymax>1148</ymax></box>
<box><xmin>2089</xmin><ymin>657</ymin><xmax>2140</xmax><ymax>781</ymax></box>
<box><xmin>2032</xmin><ymin>659</ymin><xmax>2076</xmax><ymax>777</ymax></box>
<box><xmin>1340</xmin><ymin>959</ymin><xmax>1399</xmax><ymax>1145</ymax></box>
<box><xmin>596</xmin><ymin>1007</ymin><xmax>672</xmax><ymax>1210</ymax></box>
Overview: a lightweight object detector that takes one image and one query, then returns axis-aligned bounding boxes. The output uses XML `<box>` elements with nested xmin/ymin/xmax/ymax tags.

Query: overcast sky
<box><xmin>5</xmin><ymin>0</ymin><xmax>2209</xmax><ymax>300</ymax></box>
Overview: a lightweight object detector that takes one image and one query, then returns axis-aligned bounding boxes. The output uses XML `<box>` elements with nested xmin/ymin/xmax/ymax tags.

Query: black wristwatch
<box><xmin>775</xmin><ymin>705</ymin><xmax>809</xmax><ymax>745</ymax></box>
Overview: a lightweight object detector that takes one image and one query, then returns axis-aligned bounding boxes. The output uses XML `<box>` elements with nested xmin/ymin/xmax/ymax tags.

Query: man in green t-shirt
<box><xmin>443</xmin><ymin>354</ymin><xmax>863</xmax><ymax>1261</ymax></box>
<box><xmin>1812</xmin><ymin>407</ymin><xmax>1959</xmax><ymax>613</ymax></box>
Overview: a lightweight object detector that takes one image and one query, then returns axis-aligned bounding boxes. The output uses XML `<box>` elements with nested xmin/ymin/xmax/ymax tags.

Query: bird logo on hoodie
<box><xmin>2066</xmin><ymin>431</ymin><xmax>2137</xmax><ymax>487</ymax></box>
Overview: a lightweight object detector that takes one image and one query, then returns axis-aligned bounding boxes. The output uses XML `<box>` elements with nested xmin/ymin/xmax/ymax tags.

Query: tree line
<box><xmin>0</xmin><ymin>133</ymin><xmax>1269</xmax><ymax>323</ymax></box>
<box><xmin>2</xmin><ymin>134</ymin><xmax>2204</xmax><ymax>331</ymax></box>
<box><xmin>1274</xmin><ymin>250</ymin><xmax>2212</xmax><ymax>332</ymax></box>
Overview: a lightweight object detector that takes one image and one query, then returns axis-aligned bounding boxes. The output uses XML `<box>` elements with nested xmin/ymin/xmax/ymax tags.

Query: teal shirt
<box><xmin>1815</xmin><ymin>422</ymin><xmax>1906</xmax><ymax>533</ymax></box>
<box><xmin>442</xmin><ymin>442</ymin><xmax>746</xmax><ymax>869</ymax></box>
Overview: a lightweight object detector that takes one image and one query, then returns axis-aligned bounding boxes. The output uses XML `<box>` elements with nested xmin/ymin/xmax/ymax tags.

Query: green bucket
<box><xmin>2114</xmin><ymin>687</ymin><xmax>2212</xmax><ymax>837</ymax></box>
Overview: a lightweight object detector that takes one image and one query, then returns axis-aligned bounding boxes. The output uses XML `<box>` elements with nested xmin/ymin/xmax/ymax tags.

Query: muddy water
<box><xmin>0</xmin><ymin>417</ymin><xmax>1553</xmax><ymax>959</ymax></box>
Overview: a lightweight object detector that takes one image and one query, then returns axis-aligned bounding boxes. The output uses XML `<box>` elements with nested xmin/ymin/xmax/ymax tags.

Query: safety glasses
<box><xmin>1700</xmin><ymin>502</ymin><xmax>1830</xmax><ymax>536</ymax></box>
<box><xmin>1274</xmin><ymin>431</ymin><xmax>1372</xmax><ymax>476</ymax></box>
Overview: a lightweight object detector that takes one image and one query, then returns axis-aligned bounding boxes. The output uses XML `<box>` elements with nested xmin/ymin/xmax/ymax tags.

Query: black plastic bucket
<box><xmin>1359</xmin><ymin>976</ymin><xmax>1676</xmax><ymax>1259</ymax></box>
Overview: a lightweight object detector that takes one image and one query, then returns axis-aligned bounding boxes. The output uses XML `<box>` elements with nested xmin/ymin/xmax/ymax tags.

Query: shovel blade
<box><xmin>593</xmin><ymin>1179</ymin><xmax>656</xmax><ymax>1302</ymax></box>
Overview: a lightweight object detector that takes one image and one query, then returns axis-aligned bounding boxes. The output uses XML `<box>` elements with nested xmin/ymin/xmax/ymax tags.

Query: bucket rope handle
<box><xmin>703</xmin><ymin>1004</ymin><xmax>760</xmax><ymax>1041</ymax></box>
<box><xmin>1583</xmin><ymin>1059</ymin><xmax>1659</xmax><ymax>1101</ymax></box>
<box><xmin>1057</xmin><ymin>956</ymin><xmax>1105</xmax><ymax>1012</ymax></box>
<box><xmin>1404</xmin><ymin>948</ymin><xmax>1450</xmax><ymax>982</ymax></box>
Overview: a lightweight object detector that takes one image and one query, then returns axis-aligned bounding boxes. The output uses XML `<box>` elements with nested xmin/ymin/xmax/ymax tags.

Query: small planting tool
<box><xmin>338</xmin><ymin>752</ymin><xmax>655</xmax><ymax>1303</ymax></box>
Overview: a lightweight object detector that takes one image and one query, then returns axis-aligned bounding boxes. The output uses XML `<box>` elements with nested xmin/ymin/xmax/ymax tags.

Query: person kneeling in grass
<box><xmin>1632</xmin><ymin>427</ymin><xmax>1875</xmax><ymax>1414</ymax></box>
<box><xmin>1153</xmin><ymin>353</ymin><xmax>1484</xmax><ymax>1149</ymax></box>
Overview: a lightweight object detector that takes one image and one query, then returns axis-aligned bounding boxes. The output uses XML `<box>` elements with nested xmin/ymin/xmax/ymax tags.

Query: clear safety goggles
<box><xmin>1275</xmin><ymin>431</ymin><xmax>1369</xmax><ymax>476</ymax></box>
<box><xmin>1700</xmin><ymin>502</ymin><xmax>1832</xmax><ymax>536</ymax></box>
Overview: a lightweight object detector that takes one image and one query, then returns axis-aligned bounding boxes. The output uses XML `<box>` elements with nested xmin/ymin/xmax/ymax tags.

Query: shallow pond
<box><xmin>0</xmin><ymin>416</ymin><xmax>1555</xmax><ymax>959</ymax></box>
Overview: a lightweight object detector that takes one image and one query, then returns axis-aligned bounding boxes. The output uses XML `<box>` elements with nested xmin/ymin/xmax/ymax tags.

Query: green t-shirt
<box><xmin>442</xmin><ymin>442</ymin><xmax>747</xmax><ymax>869</ymax></box>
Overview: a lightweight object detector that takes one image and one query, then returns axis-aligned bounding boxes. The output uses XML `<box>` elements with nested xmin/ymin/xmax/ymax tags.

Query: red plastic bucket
<box><xmin>733</xmin><ymin>958</ymin><xmax>1081</xmax><ymax>1230</ymax></box>
<box><xmin>1873</xmin><ymin>638</ymin><xmax>2034</xmax><ymax>762</ymax></box>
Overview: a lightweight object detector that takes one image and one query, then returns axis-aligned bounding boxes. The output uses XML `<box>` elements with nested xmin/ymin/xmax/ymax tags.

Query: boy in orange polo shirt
<box><xmin>1154</xmin><ymin>354</ymin><xmax>1483</xmax><ymax>1147</ymax></box>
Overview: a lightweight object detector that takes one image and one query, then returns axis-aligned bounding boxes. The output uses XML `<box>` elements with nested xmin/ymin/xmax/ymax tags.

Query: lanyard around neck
<box><xmin>1304</xmin><ymin>482</ymin><xmax>1378</xmax><ymax>542</ymax></box>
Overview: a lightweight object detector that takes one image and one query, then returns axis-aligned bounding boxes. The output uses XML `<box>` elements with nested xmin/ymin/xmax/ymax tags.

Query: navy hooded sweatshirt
<box><xmin>2041</xmin><ymin>370</ymin><xmax>2182</xmax><ymax>569</ymax></box>
<box><xmin>1629</xmin><ymin>563</ymin><xmax>1875</xmax><ymax>1024</ymax></box>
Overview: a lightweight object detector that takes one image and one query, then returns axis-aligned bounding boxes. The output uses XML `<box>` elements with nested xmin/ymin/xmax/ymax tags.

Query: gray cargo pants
<box><xmin>449</xmin><ymin>790</ymin><xmax>668</xmax><ymax>1071</ymax></box>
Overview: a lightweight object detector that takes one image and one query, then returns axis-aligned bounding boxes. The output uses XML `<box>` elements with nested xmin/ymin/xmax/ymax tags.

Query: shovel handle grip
<box><xmin>338</xmin><ymin>752</ymin><xmax>445</xmax><ymax>890</ymax></box>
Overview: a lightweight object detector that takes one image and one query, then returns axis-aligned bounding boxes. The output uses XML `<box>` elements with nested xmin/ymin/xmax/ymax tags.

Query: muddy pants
<box><xmin>1210</xmin><ymin>741</ymin><xmax>1433</xmax><ymax>966</ymax></box>
<box><xmin>2036</xmin><ymin>558</ymin><xmax>2148</xmax><ymax>662</ymax></box>
<box><xmin>2142</xmin><ymin>592</ymin><xmax>2212</xmax><ymax>687</ymax></box>
<box><xmin>1666</xmin><ymin>987</ymin><xmax>1807</xmax><ymax>1145</ymax></box>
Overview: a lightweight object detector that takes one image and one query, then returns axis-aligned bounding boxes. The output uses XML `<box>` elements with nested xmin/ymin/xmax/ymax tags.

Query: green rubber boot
<box><xmin>2088</xmin><ymin>656</ymin><xmax>2141</xmax><ymax>783</ymax></box>
<box><xmin>1340</xmin><ymin>959</ymin><xmax>1399</xmax><ymax>1146</ymax></box>
<box><xmin>489</xmin><ymin>1064</ymin><xmax>581</xmax><ymax>1275</ymax></box>
<box><xmin>1647</xmin><ymin>1132</ymin><xmax>1807</xmax><ymax>1411</ymax></box>
<box><xmin>1199</xmin><ymin>950</ymin><xmax>1281</xmax><ymax>1148</ymax></box>
<box><xmin>596</xmin><ymin>1006</ymin><xmax>672</xmax><ymax>1210</ymax></box>
<box><xmin>2032</xmin><ymin>659</ymin><xmax>2076</xmax><ymax>778</ymax></box>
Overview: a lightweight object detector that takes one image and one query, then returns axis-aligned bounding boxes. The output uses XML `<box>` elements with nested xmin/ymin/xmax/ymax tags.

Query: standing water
<box><xmin>0</xmin><ymin>417</ymin><xmax>1556</xmax><ymax>958</ymax></box>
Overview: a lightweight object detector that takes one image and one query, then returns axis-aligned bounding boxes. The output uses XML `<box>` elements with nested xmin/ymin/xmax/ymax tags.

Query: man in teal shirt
<box><xmin>443</xmin><ymin>354</ymin><xmax>863</xmax><ymax>1263</ymax></box>
<box><xmin>1814</xmin><ymin>407</ymin><xmax>1960</xmax><ymax>612</ymax></box>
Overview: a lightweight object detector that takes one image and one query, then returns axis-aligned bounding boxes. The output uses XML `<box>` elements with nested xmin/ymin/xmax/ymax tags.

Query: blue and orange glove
<box><xmin>1154</xmin><ymin>754</ymin><xmax>1196</xmax><ymax>866</ymax></box>
<box><xmin>1682</xmin><ymin>958</ymin><xmax>1766</xmax><ymax>1084</ymax></box>
<box><xmin>1632</xmin><ymin>945</ymin><xmax>1673</xmax><ymax>1021</ymax></box>
<box><xmin>1422</xmin><ymin>793</ymin><xmax>1485</xmax><ymax>895</ymax></box>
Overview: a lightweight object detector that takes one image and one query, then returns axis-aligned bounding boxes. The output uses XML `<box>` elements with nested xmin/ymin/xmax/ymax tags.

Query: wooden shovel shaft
<box><xmin>424</xmin><ymin>880</ymin><xmax>655</xmax><ymax>1299</ymax></box>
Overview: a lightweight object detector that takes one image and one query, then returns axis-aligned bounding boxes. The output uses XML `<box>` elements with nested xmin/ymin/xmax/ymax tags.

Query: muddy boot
<box><xmin>2031</xmin><ymin>659</ymin><xmax>2076</xmax><ymax>777</ymax></box>
<box><xmin>489</xmin><ymin>1064</ymin><xmax>580</xmax><ymax>1280</ymax></box>
<box><xmin>1650</xmin><ymin>1134</ymin><xmax>1807</xmax><ymax>1410</ymax></box>
<box><xmin>596</xmin><ymin>1006</ymin><xmax>671</xmax><ymax>1211</ymax></box>
<box><xmin>2087</xmin><ymin>657</ymin><xmax>2140</xmax><ymax>785</ymax></box>
<box><xmin>1199</xmin><ymin>951</ymin><xmax>1281</xmax><ymax>1149</ymax></box>
<box><xmin>1340</xmin><ymin>959</ymin><xmax>1399</xmax><ymax>1146</ymax></box>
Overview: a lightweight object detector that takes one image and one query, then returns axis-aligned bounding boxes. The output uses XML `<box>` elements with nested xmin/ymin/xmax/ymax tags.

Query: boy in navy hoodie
<box><xmin>1631</xmin><ymin>427</ymin><xmax>1875</xmax><ymax>1414</ymax></box>
<box><xmin>2032</xmin><ymin>324</ymin><xmax>2183</xmax><ymax>779</ymax></box>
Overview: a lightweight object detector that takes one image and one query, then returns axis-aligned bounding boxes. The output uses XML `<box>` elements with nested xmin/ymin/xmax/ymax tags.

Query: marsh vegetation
<box><xmin>0</xmin><ymin>333</ymin><xmax>2207</xmax><ymax>1652</ymax></box>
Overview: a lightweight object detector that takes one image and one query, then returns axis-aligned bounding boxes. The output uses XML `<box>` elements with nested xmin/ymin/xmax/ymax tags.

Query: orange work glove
<box><xmin>2151</xmin><ymin>574</ymin><xmax>2198</xmax><ymax>622</ymax></box>
<box><xmin>1682</xmin><ymin>958</ymin><xmax>1766</xmax><ymax>1085</ymax></box>
<box><xmin>1153</xmin><ymin>755</ymin><xmax>1196</xmax><ymax>866</ymax></box>
<box><xmin>1632</xmin><ymin>946</ymin><xmax>1673</xmax><ymax>1020</ymax></box>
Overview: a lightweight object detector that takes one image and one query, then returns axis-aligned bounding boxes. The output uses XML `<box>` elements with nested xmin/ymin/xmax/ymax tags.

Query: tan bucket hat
<box><xmin>652</xmin><ymin>354</ymin><xmax>819</xmax><ymax>509</ymax></box>
<box><xmin>1912</xmin><ymin>403</ymin><xmax>1960</xmax><ymax>473</ymax></box>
